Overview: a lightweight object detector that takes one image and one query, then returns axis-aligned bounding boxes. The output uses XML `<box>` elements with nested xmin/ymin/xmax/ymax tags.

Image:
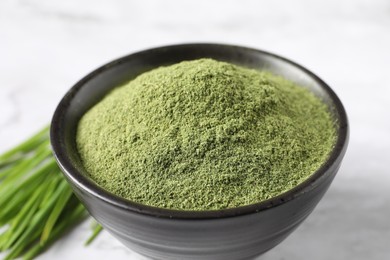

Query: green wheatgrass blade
<box><xmin>0</xmin><ymin>176</ymin><xmax>54</xmax><ymax>250</ymax></box>
<box><xmin>0</xmin><ymin>140</ymin><xmax>51</xmax><ymax>188</ymax></box>
<box><xmin>3</xmin><ymin>220</ymin><xmax>44</xmax><ymax>260</ymax></box>
<box><xmin>0</xmin><ymin>174</ymin><xmax>48</xmax><ymax>225</ymax></box>
<box><xmin>0</xmin><ymin>156</ymin><xmax>55</xmax><ymax>203</ymax></box>
<box><xmin>41</xmin><ymin>164</ymin><xmax>64</xmax><ymax>208</ymax></box>
<box><xmin>0</xmin><ymin>159</ymin><xmax>56</xmax><ymax>223</ymax></box>
<box><xmin>0</xmin><ymin>126</ymin><xmax>48</xmax><ymax>173</ymax></box>
<box><xmin>22</xmin><ymin>204</ymin><xmax>87</xmax><ymax>260</ymax></box>
<box><xmin>85</xmin><ymin>224</ymin><xmax>103</xmax><ymax>246</ymax></box>
<box><xmin>6</xmin><ymin>174</ymin><xmax>61</xmax><ymax>239</ymax></box>
<box><xmin>40</xmin><ymin>183</ymin><xmax>73</xmax><ymax>243</ymax></box>
<box><xmin>3</xmin><ymin>212</ymin><xmax>45</xmax><ymax>260</ymax></box>
<box><xmin>0</xmin><ymin>123</ymin><xmax>103</xmax><ymax>259</ymax></box>
<box><xmin>1</xmin><ymin>191</ymin><xmax>45</xmax><ymax>251</ymax></box>
<box><xmin>0</xmin><ymin>155</ymin><xmax>24</xmax><ymax>171</ymax></box>
<box><xmin>0</xmin><ymin>126</ymin><xmax>49</xmax><ymax>163</ymax></box>
<box><xmin>3</xmin><ymin>179</ymin><xmax>69</xmax><ymax>259</ymax></box>
<box><xmin>37</xmin><ymin>177</ymin><xmax>68</xmax><ymax>209</ymax></box>
<box><xmin>0</xmin><ymin>156</ymin><xmax>31</xmax><ymax>180</ymax></box>
<box><xmin>39</xmin><ymin>171</ymin><xmax>62</xmax><ymax>212</ymax></box>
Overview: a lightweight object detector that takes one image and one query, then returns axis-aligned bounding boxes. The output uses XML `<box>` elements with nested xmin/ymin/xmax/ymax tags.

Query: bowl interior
<box><xmin>51</xmin><ymin>43</ymin><xmax>348</xmax><ymax>219</ymax></box>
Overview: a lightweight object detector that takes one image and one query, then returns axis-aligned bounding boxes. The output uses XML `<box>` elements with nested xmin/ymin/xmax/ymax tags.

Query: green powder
<box><xmin>76</xmin><ymin>58</ymin><xmax>336</xmax><ymax>210</ymax></box>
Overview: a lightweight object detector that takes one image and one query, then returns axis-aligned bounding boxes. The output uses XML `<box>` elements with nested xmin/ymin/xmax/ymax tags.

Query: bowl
<box><xmin>50</xmin><ymin>43</ymin><xmax>349</xmax><ymax>260</ymax></box>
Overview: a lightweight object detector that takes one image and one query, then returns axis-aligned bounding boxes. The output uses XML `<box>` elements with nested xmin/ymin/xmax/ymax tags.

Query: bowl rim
<box><xmin>51</xmin><ymin>43</ymin><xmax>349</xmax><ymax>219</ymax></box>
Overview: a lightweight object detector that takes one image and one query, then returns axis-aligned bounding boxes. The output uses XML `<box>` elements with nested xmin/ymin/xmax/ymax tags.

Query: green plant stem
<box><xmin>0</xmin><ymin>126</ymin><xmax>102</xmax><ymax>260</ymax></box>
<box><xmin>85</xmin><ymin>224</ymin><xmax>103</xmax><ymax>246</ymax></box>
<box><xmin>22</xmin><ymin>204</ymin><xmax>87</xmax><ymax>260</ymax></box>
<box><xmin>40</xmin><ymin>183</ymin><xmax>73</xmax><ymax>243</ymax></box>
<box><xmin>0</xmin><ymin>177</ymin><xmax>51</xmax><ymax>250</ymax></box>
<box><xmin>0</xmin><ymin>126</ymin><xmax>49</xmax><ymax>163</ymax></box>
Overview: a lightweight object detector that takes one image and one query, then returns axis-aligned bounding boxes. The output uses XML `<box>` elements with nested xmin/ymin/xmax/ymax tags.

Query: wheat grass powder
<box><xmin>76</xmin><ymin>59</ymin><xmax>336</xmax><ymax>210</ymax></box>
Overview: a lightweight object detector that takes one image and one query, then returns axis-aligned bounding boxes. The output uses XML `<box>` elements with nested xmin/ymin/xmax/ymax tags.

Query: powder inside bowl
<box><xmin>76</xmin><ymin>58</ymin><xmax>336</xmax><ymax>210</ymax></box>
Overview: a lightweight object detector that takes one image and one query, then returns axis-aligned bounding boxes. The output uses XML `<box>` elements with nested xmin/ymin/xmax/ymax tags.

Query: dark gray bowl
<box><xmin>51</xmin><ymin>43</ymin><xmax>348</xmax><ymax>260</ymax></box>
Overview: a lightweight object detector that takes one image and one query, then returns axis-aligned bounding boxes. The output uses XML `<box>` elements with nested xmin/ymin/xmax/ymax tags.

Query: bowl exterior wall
<box><xmin>67</xmin><ymin>162</ymin><xmax>341</xmax><ymax>260</ymax></box>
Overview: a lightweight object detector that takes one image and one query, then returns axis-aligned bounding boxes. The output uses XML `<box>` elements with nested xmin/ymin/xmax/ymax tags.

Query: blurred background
<box><xmin>0</xmin><ymin>0</ymin><xmax>389</xmax><ymax>259</ymax></box>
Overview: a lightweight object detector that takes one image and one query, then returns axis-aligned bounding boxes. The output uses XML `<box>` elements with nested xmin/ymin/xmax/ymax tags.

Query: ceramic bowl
<box><xmin>51</xmin><ymin>43</ymin><xmax>348</xmax><ymax>260</ymax></box>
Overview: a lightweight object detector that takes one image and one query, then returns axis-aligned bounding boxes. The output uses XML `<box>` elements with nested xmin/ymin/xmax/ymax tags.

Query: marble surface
<box><xmin>1</xmin><ymin>0</ymin><xmax>389</xmax><ymax>259</ymax></box>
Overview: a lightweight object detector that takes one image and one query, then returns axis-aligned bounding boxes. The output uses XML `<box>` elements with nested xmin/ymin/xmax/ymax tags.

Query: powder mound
<box><xmin>76</xmin><ymin>58</ymin><xmax>336</xmax><ymax>210</ymax></box>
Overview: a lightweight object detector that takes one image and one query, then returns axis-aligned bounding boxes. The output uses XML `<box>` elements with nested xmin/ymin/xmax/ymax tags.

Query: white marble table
<box><xmin>1</xmin><ymin>0</ymin><xmax>389</xmax><ymax>259</ymax></box>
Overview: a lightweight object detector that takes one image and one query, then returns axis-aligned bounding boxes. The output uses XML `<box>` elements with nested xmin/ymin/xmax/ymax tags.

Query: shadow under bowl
<box><xmin>50</xmin><ymin>43</ymin><xmax>349</xmax><ymax>260</ymax></box>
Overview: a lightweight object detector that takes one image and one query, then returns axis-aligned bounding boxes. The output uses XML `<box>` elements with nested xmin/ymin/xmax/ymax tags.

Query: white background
<box><xmin>1</xmin><ymin>0</ymin><xmax>389</xmax><ymax>259</ymax></box>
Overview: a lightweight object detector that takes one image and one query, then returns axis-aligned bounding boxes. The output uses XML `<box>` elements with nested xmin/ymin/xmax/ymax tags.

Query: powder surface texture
<box><xmin>76</xmin><ymin>59</ymin><xmax>336</xmax><ymax>210</ymax></box>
